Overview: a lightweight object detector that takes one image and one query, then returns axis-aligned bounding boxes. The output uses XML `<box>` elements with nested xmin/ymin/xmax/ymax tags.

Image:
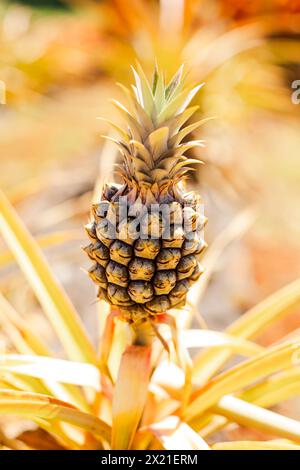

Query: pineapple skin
<box><xmin>84</xmin><ymin>64</ymin><xmax>207</xmax><ymax>323</ymax></box>
<box><xmin>85</xmin><ymin>185</ymin><xmax>206</xmax><ymax>323</ymax></box>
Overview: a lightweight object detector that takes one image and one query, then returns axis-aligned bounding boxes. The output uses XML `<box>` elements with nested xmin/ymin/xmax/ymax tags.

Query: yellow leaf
<box><xmin>0</xmin><ymin>389</ymin><xmax>111</xmax><ymax>444</ymax></box>
<box><xmin>0</xmin><ymin>190</ymin><xmax>97</xmax><ymax>364</ymax></box>
<box><xmin>158</xmin><ymin>84</ymin><xmax>204</xmax><ymax>122</ymax></box>
<box><xmin>0</xmin><ymin>295</ymin><xmax>91</xmax><ymax>412</ymax></box>
<box><xmin>186</xmin><ymin>340</ymin><xmax>300</xmax><ymax>421</ymax></box>
<box><xmin>229</xmin><ymin>277</ymin><xmax>300</xmax><ymax>339</ymax></box>
<box><xmin>112</xmin><ymin>345</ymin><xmax>151</xmax><ymax>449</ymax></box>
<box><xmin>193</xmin><ymin>277</ymin><xmax>300</xmax><ymax>385</ymax></box>
<box><xmin>193</xmin><ymin>367</ymin><xmax>300</xmax><ymax>437</ymax></box>
<box><xmin>0</xmin><ymin>294</ymin><xmax>50</xmax><ymax>355</ymax></box>
<box><xmin>147</xmin><ymin>127</ymin><xmax>169</xmax><ymax>160</ymax></box>
<box><xmin>214</xmin><ymin>396</ymin><xmax>300</xmax><ymax>443</ymax></box>
<box><xmin>99</xmin><ymin>309</ymin><xmax>119</xmax><ymax>381</ymax></box>
<box><xmin>0</xmin><ymin>371</ymin><xmax>50</xmax><ymax>395</ymax></box>
<box><xmin>0</xmin><ymin>355</ymin><xmax>101</xmax><ymax>390</ymax></box>
<box><xmin>181</xmin><ymin>329</ymin><xmax>262</xmax><ymax>356</ymax></box>
<box><xmin>241</xmin><ymin>367</ymin><xmax>300</xmax><ymax>408</ymax></box>
<box><xmin>169</xmin><ymin>117</ymin><xmax>214</xmax><ymax>147</ymax></box>
<box><xmin>0</xmin><ymin>230</ymin><xmax>83</xmax><ymax>269</ymax></box>
<box><xmin>107</xmin><ymin>320</ymin><xmax>132</xmax><ymax>383</ymax></box>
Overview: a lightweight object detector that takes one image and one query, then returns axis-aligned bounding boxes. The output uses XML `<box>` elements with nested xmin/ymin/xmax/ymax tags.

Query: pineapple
<box><xmin>85</xmin><ymin>64</ymin><xmax>207</xmax><ymax>324</ymax></box>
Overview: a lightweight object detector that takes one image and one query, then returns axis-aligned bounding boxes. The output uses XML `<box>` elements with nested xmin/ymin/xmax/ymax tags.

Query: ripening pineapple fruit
<box><xmin>85</xmin><ymin>64</ymin><xmax>208</xmax><ymax>324</ymax></box>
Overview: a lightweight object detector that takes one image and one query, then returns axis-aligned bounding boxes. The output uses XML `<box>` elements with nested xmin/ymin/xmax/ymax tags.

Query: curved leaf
<box><xmin>0</xmin><ymin>355</ymin><xmax>101</xmax><ymax>390</ymax></box>
<box><xmin>0</xmin><ymin>190</ymin><xmax>97</xmax><ymax>365</ymax></box>
<box><xmin>186</xmin><ymin>341</ymin><xmax>300</xmax><ymax>421</ymax></box>
<box><xmin>214</xmin><ymin>396</ymin><xmax>300</xmax><ymax>443</ymax></box>
<box><xmin>112</xmin><ymin>345</ymin><xmax>151</xmax><ymax>450</ymax></box>
<box><xmin>0</xmin><ymin>389</ymin><xmax>111</xmax><ymax>444</ymax></box>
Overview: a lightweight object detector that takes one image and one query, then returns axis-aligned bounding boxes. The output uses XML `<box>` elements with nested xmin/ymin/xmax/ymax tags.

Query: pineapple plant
<box><xmin>1</xmin><ymin>143</ymin><xmax>300</xmax><ymax>450</ymax></box>
<box><xmin>1</xmin><ymin>48</ymin><xmax>300</xmax><ymax>450</ymax></box>
<box><xmin>84</xmin><ymin>64</ymin><xmax>208</xmax><ymax>326</ymax></box>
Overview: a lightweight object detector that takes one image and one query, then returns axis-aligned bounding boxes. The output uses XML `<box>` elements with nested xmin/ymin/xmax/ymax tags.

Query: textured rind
<box><xmin>85</xmin><ymin>195</ymin><xmax>206</xmax><ymax>322</ymax></box>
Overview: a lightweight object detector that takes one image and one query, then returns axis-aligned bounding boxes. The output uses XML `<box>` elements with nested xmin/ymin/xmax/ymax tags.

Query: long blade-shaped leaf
<box><xmin>0</xmin><ymin>389</ymin><xmax>111</xmax><ymax>443</ymax></box>
<box><xmin>241</xmin><ymin>367</ymin><xmax>300</xmax><ymax>407</ymax></box>
<box><xmin>0</xmin><ymin>355</ymin><xmax>101</xmax><ymax>390</ymax></box>
<box><xmin>151</xmin><ymin>331</ymin><xmax>261</xmax><ymax>401</ymax></box>
<box><xmin>186</xmin><ymin>340</ymin><xmax>300</xmax><ymax>421</ymax></box>
<box><xmin>0</xmin><ymin>296</ymin><xmax>90</xmax><ymax>412</ymax></box>
<box><xmin>1</xmin><ymin>371</ymin><xmax>50</xmax><ymax>395</ymax></box>
<box><xmin>0</xmin><ymin>294</ymin><xmax>50</xmax><ymax>355</ymax></box>
<box><xmin>0</xmin><ymin>190</ymin><xmax>97</xmax><ymax>364</ymax></box>
<box><xmin>181</xmin><ymin>329</ymin><xmax>262</xmax><ymax>355</ymax></box>
<box><xmin>228</xmin><ymin>277</ymin><xmax>300</xmax><ymax>339</ymax></box>
<box><xmin>112</xmin><ymin>345</ymin><xmax>151</xmax><ymax>449</ymax></box>
<box><xmin>214</xmin><ymin>395</ymin><xmax>300</xmax><ymax>443</ymax></box>
<box><xmin>158</xmin><ymin>84</ymin><xmax>204</xmax><ymax>123</ymax></box>
<box><xmin>190</xmin><ymin>366</ymin><xmax>300</xmax><ymax>438</ymax></box>
<box><xmin>0</xmin><ymin>230</ymin><xmax>83</xmax><ymax>269</ymax></box>
<box><xmin>193</xmin><ymin>277</ymin><xmax>300</xmax><ymax>384</ymax></box>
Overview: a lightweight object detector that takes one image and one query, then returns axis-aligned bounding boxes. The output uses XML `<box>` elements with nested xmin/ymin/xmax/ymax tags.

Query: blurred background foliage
<box><xmin>0</xmin><ymin>0</ymin><xmax>300</xmax><ymax>427</ymax></box>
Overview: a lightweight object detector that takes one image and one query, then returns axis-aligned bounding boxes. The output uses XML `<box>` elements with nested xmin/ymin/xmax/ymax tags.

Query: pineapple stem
<box><xmin>132</xmin><ymin>321</ymin><xmax>154</xmax><ymax>347</ymax></box>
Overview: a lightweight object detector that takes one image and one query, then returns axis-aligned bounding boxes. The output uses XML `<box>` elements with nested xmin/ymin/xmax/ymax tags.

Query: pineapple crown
<box><xmin>102</xmin><ymin>63</ymin><xmax>208</xmax><ymax>203</ymax></box>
